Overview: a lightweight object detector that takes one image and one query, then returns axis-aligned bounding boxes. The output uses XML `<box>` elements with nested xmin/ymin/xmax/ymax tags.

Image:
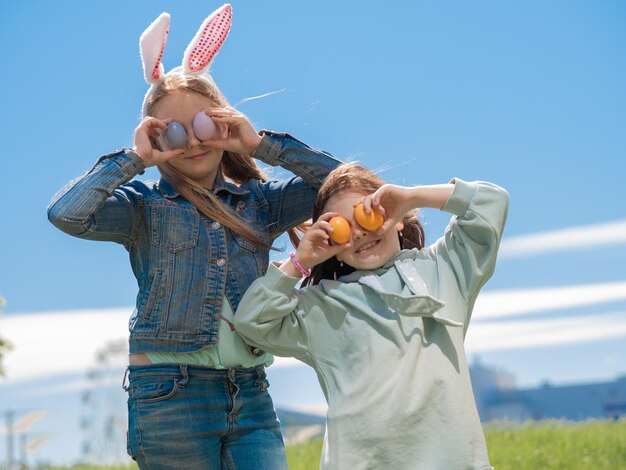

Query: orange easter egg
<box><xmin>354</xmin><ymin>203</ymin><xmax>384</xmax><ymax>231</ymax></box>
<box><xmin>329</xmin><ymin>216</ymin><xmax>351</xmax><ymax>244</ymax></box>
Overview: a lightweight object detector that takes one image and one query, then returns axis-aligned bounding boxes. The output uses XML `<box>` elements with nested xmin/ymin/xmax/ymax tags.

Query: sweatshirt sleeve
<box><xmin>426</xmin><ymin>178</ymin><xmax>509</xmax><ymax>315</ymax></box>
<box><xmin>234</xmin><ymin>262</ymin><xmax>318</xmax><ymax>365</ymax></box>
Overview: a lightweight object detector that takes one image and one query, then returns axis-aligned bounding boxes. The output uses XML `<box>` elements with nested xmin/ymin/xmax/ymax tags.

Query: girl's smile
<box><xmin>184</xmin><ymin>150</ymin><xmax>210</xmax><ymax>160</ymax></box>
<box><xmin>354</xmin><ymin>239</ymin><xmax>381</xmax><ymax>254</ymax></box>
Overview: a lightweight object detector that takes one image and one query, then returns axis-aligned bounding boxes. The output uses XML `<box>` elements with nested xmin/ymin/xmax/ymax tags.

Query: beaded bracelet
<box><xmin>289</xmin><ymin>252</ymin><xmax>311</xmax><ymax>277</ymax></box>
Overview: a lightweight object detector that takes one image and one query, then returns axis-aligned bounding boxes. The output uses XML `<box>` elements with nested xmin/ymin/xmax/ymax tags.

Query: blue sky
<box><xmin>2</xmin><ymin>0</ymin><xmax>625</xmax><ymax>310</ymax></box>
<box><xmin>1</xmin><ymin>0</ymin><xmax>626</xmax><ymax>419</ymax></box>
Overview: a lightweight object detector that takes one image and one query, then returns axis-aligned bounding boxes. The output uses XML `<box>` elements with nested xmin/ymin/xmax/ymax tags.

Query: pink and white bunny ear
<box><xmin>139</xmin><ymin>12</ymin><xmax>170</xmax><ymax>84</ymax></box>
<box><xmin>183</xmin><ymin>4</ymin><xmax>232</xmax><ymax>74</ymax></box>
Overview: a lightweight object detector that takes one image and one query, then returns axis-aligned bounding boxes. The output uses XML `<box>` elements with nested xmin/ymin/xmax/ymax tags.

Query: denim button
<box><xmin>211</xmin><ymin>221</ymin><xmax>221</xmax><ymax>229</ymax></box>
<box><xmin>216</xmin><ymin>258</ymin><xmax>226</xmax><ymax>267</ymax></box>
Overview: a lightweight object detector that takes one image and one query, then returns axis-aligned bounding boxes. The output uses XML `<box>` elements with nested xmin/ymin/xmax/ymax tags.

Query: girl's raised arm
<box><xmin>47</xmin><ymin>116</ymin><xmax>185</xmax><ymax>245</ymax></box>
<box><xmin>425</xmin><ymin>179</ymin><xmax>509</xmax><ymax>320</ymax></box>
<box><xmin>253</xmin><ymin>132</ymin><xmax>341</xmax><ymax>237</ymax></box>
<box><xmin>361</xmin><ymin>183</ymin><xmax>455</xmax><ymax>234</ymax></box>
<box><xmin>47</xmin><ymin>150</ymin><xmax>146</xmax><ymax>245</ymax></box>
<box><xmin>199</xmin><ymin>107</ymin><xmax>342</xmax><ymax>237</ymax></box>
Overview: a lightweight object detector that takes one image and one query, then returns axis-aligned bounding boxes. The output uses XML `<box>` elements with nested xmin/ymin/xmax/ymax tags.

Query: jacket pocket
<box><xmin>232</xmin><ymin>231</ymin><xmax>259</xmax><ymax>253</ymax></box>
<box><xmin>150</xmin><ymin>204</ymin><xmax>199</xmax><ymax>253</ymax></box>
<box><xmin>137</xmin><ymin>269</ymin><xmax>166</xmax><ymax>323</ymax></box>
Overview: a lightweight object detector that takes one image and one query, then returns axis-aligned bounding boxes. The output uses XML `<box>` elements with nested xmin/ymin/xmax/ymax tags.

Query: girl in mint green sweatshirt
<box><xmin>235</xmin><ymin>163</ymin><xmax>509</xmax><ymax>470</ymax></box>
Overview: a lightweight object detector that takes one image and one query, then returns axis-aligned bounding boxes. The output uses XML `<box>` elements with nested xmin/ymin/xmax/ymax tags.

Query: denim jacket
<box><xmin>48</xmin><ymin>131</ymin><xmax>341</xmax><ymax>354</ymax></box>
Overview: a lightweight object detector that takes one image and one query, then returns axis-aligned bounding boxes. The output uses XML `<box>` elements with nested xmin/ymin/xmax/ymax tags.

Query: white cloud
<box><xmin>0</xmin><ymin>308</ymin><xmax>310</xmax><ymax>385</ymax></box>
<box><xmin>466</xmin><ymin>311</ymin><xmax>626</xmax><ymax>352</ymax></box>
<box><xmin>474</xmin><ymin>281</ymin><xmax>626</xmax><ymax>319</ymax></box>
<box><xmin>1</xmin><ymin>308</ymin><xmax>131</xmax><ymax>383</ymax></box>
<box><xmin>2</xmin><ymin>281</ymin><xmax>625</xmax><ymax>386</ymax></box>
<box><xmin>500</xmin><ymin>219</ymin><xmax>626</xmax><ymax>257</ymax></box>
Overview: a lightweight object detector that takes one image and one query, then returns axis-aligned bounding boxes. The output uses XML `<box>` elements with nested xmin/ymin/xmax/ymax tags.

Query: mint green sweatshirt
<box><xmin>235</xmin><ymin>179</ymin><xmax>509</xmax><ymax>470</ymax></box>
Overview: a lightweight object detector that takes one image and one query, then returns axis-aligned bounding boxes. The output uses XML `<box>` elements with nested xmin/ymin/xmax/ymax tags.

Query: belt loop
<box><xmin>255</xmin><ymin>366</ymin><xmax>268</xmax><ymax>391</ymax></box>
<box><xmin>178</xmin><ymin>364</ymin><xmax>189</xmax><ymax>388</ymax></box>
<box><xmin>121</xmin><ymin>366</ymin><xmax>130</xmax><ymax>392</ymax></box>
<box><xmin>227</xmin><ymin>368</ymin><xmax>236</xmax><ymax>382</ymax></box>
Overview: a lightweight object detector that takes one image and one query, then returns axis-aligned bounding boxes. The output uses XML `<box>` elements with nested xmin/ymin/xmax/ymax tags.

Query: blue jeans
<box><xmin>125</xmin><ymin>364</ymin><xmax>288</xmax><ymax>469</ymax></box>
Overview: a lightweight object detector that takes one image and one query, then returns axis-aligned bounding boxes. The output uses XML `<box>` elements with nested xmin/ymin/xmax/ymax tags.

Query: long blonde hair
<box><xmin>144</xmin><ymin>72</ymin><xmax>271</xmax><ymax>247</ymax></box>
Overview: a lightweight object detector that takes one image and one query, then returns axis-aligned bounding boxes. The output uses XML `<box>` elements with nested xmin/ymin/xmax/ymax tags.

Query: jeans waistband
<box><xmin>123</xmin><ymin>363</ymin><xmax>266</xmax><ymax>391</ymax></box>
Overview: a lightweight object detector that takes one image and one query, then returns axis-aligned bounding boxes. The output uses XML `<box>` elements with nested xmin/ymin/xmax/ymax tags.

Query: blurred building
<box><xmin>470</xmin><ymin>360</ymin><xmax>626</xmax><ymax>422</ymax></box>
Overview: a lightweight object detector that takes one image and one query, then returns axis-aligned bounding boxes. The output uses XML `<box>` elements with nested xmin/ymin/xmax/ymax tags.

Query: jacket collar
<box><xmin>158</xmin><ymin>178</ymin><xmax>180</xmax><ymax>198</ymax></box>
<box><xmin>159</xmin><ymin>172</ymin><xmax>251</xmax><ymax>199</ymax></box>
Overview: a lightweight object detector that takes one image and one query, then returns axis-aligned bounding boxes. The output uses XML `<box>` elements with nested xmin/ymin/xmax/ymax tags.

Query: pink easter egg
<box><xmin>193</xmin><ymin>111</ymin><xmax>217</xmax><ymax>141</ymax></box>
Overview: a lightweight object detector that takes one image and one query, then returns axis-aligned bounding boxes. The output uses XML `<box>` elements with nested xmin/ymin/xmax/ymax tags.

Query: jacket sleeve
<box><xmin>426</xmin><ymin>178</ymin><xmax>509</xmax><ymax>317</ymax></box>
<box><xmin>252</xmin><ymin>131</ymin><xmax>342</xmax><ymax>237</ymax></box>
<box><xmin>234</xmin><ymin>262</ymin><xmax>319</xmax><ymax>364</ymax></box>
<box><xmin>47</xmin><ymin>149</ymin><xmax>145</xmax><ymax>245</ymax></box>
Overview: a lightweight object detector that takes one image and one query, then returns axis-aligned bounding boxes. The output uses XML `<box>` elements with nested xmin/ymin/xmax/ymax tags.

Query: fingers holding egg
<box><xmin>328</xmin><ymin>216</ymin><xmax>351</xmax><ymax>244</ymax></box>
<box><xmin>354</xmin><ymin>203</ymin><xmax>384</xmax><ymax>231</ymax></box>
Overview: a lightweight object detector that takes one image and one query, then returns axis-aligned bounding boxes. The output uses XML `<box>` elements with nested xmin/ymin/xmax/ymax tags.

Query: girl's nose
<box><xmin>186</xmin><ymin>125</ymin><xmax>201</xmax><ymax>147</ymax></box>
<box><xmin>352</xmin><ymin>225</ymin><xmax>368</xmax><ymax>240</ymax></box>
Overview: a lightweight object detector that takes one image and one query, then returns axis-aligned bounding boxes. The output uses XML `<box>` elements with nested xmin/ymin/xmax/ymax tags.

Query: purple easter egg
<box><xmin>193</xmin><ymin>112</ymin><xmax>217</xmax><ymax>141</ymax></box>
<box><xmin>165</xmin><ymin>122</ymin><xmax>188</xmax><ymax>149</ymax></box>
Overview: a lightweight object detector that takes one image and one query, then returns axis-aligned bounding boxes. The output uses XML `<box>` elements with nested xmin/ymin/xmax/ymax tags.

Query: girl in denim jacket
<box><xmin>48</xmin><ymin>5</ymin><xmax>340</xmax><ymax>469</ymax></box>
<box><xmin>235</xmin><ymin>163</ymin><xmax>509</xmax><ymax>469</ymax></box>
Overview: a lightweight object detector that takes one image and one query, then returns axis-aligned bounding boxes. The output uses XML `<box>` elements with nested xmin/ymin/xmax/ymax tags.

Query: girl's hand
<box><xmin>294</xmin><ymin>212</ymin><xmax>352</xmax><ymax>271</ymax></box>
<box><xmin>358</xmin><ymin>183</ymin><xmax>455</xmax><ymax>234</ymax></box>
<box><xmin>133</xmin><ymin>117</ymin><xmax>184</xmax><ymax>167</ymax></box>
<box><xmin>358</xmin><ymin>184</ymin><xmax>415</xmax><ymax>234</ymax></box>
<box><xmin>199</xmin><ymin>108</ymin><xmax>262</xmax><ymax>156</ymax></box>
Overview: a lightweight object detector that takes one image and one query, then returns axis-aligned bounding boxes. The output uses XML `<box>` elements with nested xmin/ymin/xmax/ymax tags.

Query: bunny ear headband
<box><xmin>139</xmin><ymin>4</ymin><xmax>232</xmax><ymax>115</ymax></box>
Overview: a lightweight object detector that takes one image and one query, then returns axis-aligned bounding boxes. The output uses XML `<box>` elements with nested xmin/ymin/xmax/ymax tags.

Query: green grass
<box><xmin>287</xmin><ymin>436</ymin><xmax>325</xmax><ymax>469</ymax></box>
<box><xmin>286</xmin><ymin>420</ymin><xmax>626</xmax><ymax>470</ymax></box>
<box><xmin>484</xmin><ymin>419</ymin><xmax>626</xmax><ymax>469</ymax></box>
<box><xmin>37</xmin><ymin>420</ymin><xmax>626</xmax><ymax>470</ymax></box>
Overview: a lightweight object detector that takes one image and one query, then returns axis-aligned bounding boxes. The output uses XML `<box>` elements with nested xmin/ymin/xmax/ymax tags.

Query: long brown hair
<box><xmin>301</xmin><ymin>163</ymin><xmax>425</xmax><ymax>286</ymax></box>
<box><xmin>144</xmin><ymin>71</ymin><xmax>272</xmax><ymax>247</ymax></box>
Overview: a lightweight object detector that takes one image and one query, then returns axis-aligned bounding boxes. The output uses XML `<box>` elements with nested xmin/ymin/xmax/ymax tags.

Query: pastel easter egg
<box><xmin>329</xmin><ymin>216</ymin><xmax>351</xmax><ymax>244</ymax></box>
<box><xmin>165</xmin><ymin>122</ymin><xmax>188</xmax><ymax>149</ymax></box>
<box><xmin>354</xmin><ymin>203</ymin><xmax>384</xmax><ymax>231</ymax></box>
<box><xmin>193</xmin><ymin>111</ymin><xmax>217</xmax><ymax>141</ymax></box>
